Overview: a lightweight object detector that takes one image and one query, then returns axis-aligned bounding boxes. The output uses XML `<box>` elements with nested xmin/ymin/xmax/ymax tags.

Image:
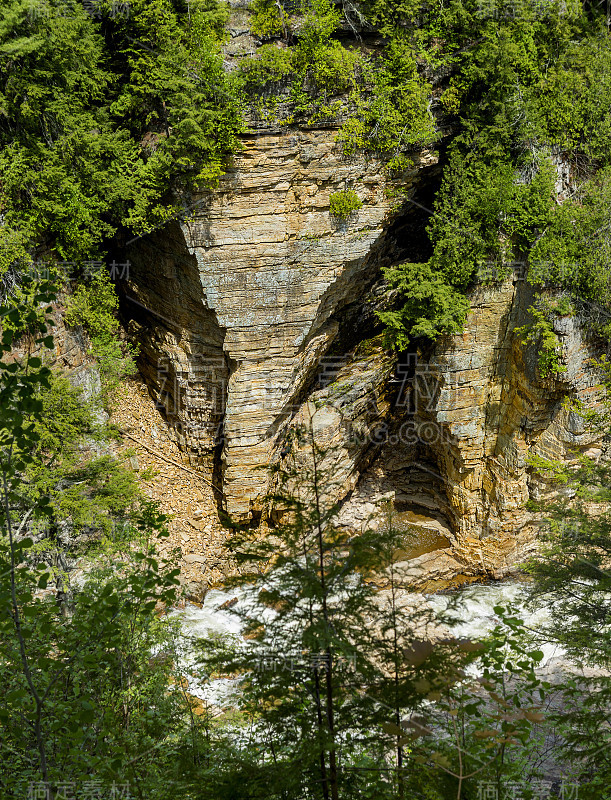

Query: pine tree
<box><xmin>524</xmin><ymin>358</ymin><xmax>611</xmax><ymax>794</ymax></box>
<box><xmin>200</xmin><ymin>415</ymin><xmax>463</xmax><ymax>799</ymax></box>
<box><xmin>0</xmin><ymin>286</ymin><xmax>204</xmax><ymax>799</ymax></box>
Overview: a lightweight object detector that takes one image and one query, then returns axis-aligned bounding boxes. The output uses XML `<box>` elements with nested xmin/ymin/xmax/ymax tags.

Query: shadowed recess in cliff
<box><xmin>115</xmin><ymin>221</ymin><xmax>231</xmax><ymax>480</ymax></box>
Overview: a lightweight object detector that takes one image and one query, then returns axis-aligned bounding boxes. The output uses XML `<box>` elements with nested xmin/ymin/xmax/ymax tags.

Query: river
<box><xmin>171</xmin><ymin>578</ymin><xmax>561</xmax><ymax>706</ymax></box>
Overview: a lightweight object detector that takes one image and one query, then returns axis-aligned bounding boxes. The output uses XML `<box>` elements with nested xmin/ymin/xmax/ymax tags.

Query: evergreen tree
<box><xmin>0</xmin><ymin>0</ymin><xmax>242</xmax><ymax>263</ymax></box>
<box><xmin>523</xmin><ymin>358</ymin><xmax>611</xmax><ymax>795</ymax></box>
<box><xmin>0</xmin><ymin>286</ymin><xmax>209</xmax><ymax>799</ymax></box>
<box><xmin>200</xmin><ymin>418</ymin><xmax>465</xmax><ymax>800</ymax></box>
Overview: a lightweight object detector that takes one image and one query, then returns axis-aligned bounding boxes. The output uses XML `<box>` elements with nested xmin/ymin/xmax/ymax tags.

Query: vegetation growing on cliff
<box><xmin>65</xmin><ymin>270</ymin><xmax>138</xmax><ymax>400</ymax></box>
<box><xmin>4</xmin><ymin>0</ymin><xmax>611</xmax><ymax>359</ymax></box>
<box><xmin>378</xmin><ymin>261</ymin><xmax>471</xmax><ymax>348</ymax></box>
<box><xmin>238</xmin><ymin>0</ymin><xmax>611</xmax><ymax>358</ymax></box>
<box><xmin>329</xmin><ymin>188</ymin><xmax>362</xmax><ymax>219</ymax></box>
<box><xmin>364</xmin><ymin>1</ymin><xmax>611</xmax><ymax>355</ymax></box>
<box><xmin>516</xmin><ymin>296</ymin><xmax>572</xmax><ymax>378</ymax></box>
<box><xmin>0</xmin><ymin>0</ymin><xmax>242</xmax><ymax>262</ymax></box>
<box><xmin>250</xmin><ymin>0</ymin><xmax>289</xmax><ymax>39</ymax></box>
<box><xmin>0</xmin><ymin>0</ymin><xmax>244</xmax><ymax>471</ymax></box>
<box><xmin>240</xmin><ymin>0</ymin><xmax>436</xmax><ymax>157</ymax></box>
<box><xmin>1</xmin><ymin>2</ymin><xmax>611</xmax><ymax>798</ymax></box>
<box><xmin>525</xmin><ymin>362</ymin><xmax>611</xmax><ymax>794</ymax></box>
<box><xmin>0</xmin><ymin>289</ymin><xmax>194</xmax><ymax>799</ymax></box>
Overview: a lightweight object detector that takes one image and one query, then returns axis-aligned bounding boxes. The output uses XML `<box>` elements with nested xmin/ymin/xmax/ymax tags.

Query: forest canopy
<box><xmin>3</xmin><ymin>0</ymin><xmax>611</xmax><ymax>368</ymax></box>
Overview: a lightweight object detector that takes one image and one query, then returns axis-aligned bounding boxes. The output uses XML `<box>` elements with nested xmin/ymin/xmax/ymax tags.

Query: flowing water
<box><xmin>429</xmin><ymin>581</ymin><xmax>562</xmax><ymax>662</ymax></box>
<box><xmin>172</xmin><ymin>579</ymin><xmax>561</xmax><ymax>707</ymax></box>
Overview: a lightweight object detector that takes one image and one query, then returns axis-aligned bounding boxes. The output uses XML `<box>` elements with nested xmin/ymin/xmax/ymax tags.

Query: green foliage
<box><xmin>0</xmin><ymin>282</ymin><xmax>140</xmax><ymax>558</ymax></box>
<box><xmin>516</xmin><ymin>295</ymin><xmax>570</xmax><ymax>378</ymax></box>
<box><xmin>107</xmin><ymin>0</ymin><xmax>243</xmax><ymax>231</ymax></box>
<box><xmin>65</xmin><ymin>271</ymin><xmax>119</xmax><ymax>344</ymax></box>
<box><xmin>26</xmin><ymin>371</ymin><xmax>139</xmax><ymax>538</ymax></box>
<box><xmin>0</xmin><ymin>0</ymin><xmax>242</xmax><ymax>263</ymax></box>
<box><xmin>0</xmin><ymin>226</ymin><xmax>31</xmax><ymax>278</ymax></box>
<box><xmin>1</xmin><ymin>264</ymin><xmax>62</xmax><ymax>338</ymax></box>
<box><xmin>0</xmin><ymin>287</ymin><xmax>218</xmax><ymax>799</ymax></box>
<box><xmin>0</xmin><ymin>1</ymin><xmax>122</xmax><ymax>260</ymax></box>
<box><xmin>64</xmin><ymin>270</ymin><xmax>138</xmax><ymax>400</ymax></box>
<box><xmin>377</xmin><ymin>261</ymin><xmax>471</xmax><ymax>349</ymax></box>
<box><xmin>242</xmin><ymin>0</ymin><xmax>435</xmax><ymax>161</ymax></box>
<box><xmin>525</xmin><ymin>376</ymin><xmax>611</xmax><ymax>794</ymax></box>
<box><xmin>427</xmin><ymin>152</ymin><xmax>556</xmax><ymax>289</ymax></box>
<box><xmin>329</xmin><ymin>188</ymin><xmax>362</xmax><ymax>220</ymax></box>
<box><xmin>0</xmin><ymin>505</ymin><xmax>186</xmax><ymax>796</ymax></box>
<box><xmin>309</xmin><ymin>38</ymin><xmax>359</xmax><ymax>94</ymax></box>
<box><xmin>340</xmin><ymin>35</ymin><xmax>436</xmax><ymax>158</ymax></box>
<box><xmin>3</xmin><ymin>2</ymin><xmax>611</xmax><ymax>795</ymax></box>
<box><xmin>281</xmin><ymin>0</ymin><xmax>361</xmax><ymax>104</ymax></box>
<box><xmin>239</xmin><ymin>43</ymin><xmax>294</xmax><ymax>90</ymax></box>
<box><xmin>292</xmin><ymin>0</ymin><xmax>342</xmax><ymax>68</ymax></box>
<box><xmin>529</xmin><ymin>166</ymin><xmax>611</xmax><ymax>311</ymax></box>
<box><xmin>250</xmin><ymin>0</ymin><xmax>287</xmax><ymax>39</ymax></box>
<box><xmin>523</xmin><ymin>36</ymin><xmax>611</xmax><ymax>160</ymax></box>
<box><xmin>368</xmin><ymin>0</ymin><xmax>611</xmax><ymax>348</ymax></box>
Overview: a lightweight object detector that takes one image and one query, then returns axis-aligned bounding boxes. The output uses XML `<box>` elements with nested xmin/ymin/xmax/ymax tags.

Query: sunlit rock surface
<box><xmin>122</xmin><ymin>124</ymin><xmax>605</xmax><ymax>584</ymax></box>
<box><xmin>124</xmin><ymin>125</ymin><xmax>432</xmax><ymax>519</ymax></box>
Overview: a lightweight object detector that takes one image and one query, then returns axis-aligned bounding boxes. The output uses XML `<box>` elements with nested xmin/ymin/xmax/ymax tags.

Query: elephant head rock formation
<box><xmin>121</xmin><ymin>125</ymin><xmax>605</xmax><ymax>582</ymax></box>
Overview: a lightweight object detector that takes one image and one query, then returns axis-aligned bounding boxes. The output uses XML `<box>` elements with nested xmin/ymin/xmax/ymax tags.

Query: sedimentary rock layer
<box><xmin>125</xmin><ymin>126</ymin><xmax>432</xmax><ymax>518</ymax></box>
<box><xmin>122</xmin><ymin>125</ymin><xmax>605</xmax><ymax>584</ymax></box>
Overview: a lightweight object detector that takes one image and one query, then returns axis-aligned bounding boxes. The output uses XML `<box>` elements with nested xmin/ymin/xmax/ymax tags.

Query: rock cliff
<box><xmin>122</xmin><ymin>125</ymin><xmax>436</xmax><ymax>519</ymax></box>
<box><xmin>323</xmin><ymin>274</ymin><xmax>605</xmax><ymax>587</ymax></box>
<box><xmin>119</xmin><ymin>123</ymin><xmax>606</xmax><ymax>586</ymax></box>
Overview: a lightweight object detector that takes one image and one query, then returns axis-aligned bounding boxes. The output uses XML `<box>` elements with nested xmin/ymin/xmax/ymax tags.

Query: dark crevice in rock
<box><xmin>115</xmin><ymin>222</ymin><xmax>230</xmax><ymax>485</ymax></box>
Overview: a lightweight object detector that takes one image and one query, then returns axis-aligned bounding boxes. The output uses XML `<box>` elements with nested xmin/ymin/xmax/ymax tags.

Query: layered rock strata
<box><xmin>123</xmin><ymin>126</ymin><xmax>434</xmax><ymax>518</ymax></box>
<box><xmin>289</xmin><ymin>273</ymin><xmax>605</xmax><ymax>586</ymax></box>
<box><xmin>122</xmin><ymin>128</ymin><xmax>605</xmax><ymax>584</ymax></box>
<box><xmin>121</xmin><ymin>222</ymin><xmax>229</xmax><ymax>474</ymax></box>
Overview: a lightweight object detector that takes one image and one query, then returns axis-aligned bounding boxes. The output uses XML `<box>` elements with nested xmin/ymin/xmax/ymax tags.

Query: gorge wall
<box><xmin>119</xmin><ymin>124</ymin><xmax>606</xmax><ymax>586</ymax></box>
<box><xmin>122</xmin><ymin>125</ymin><xmax>436</xmax><ymax>517</ymax></box>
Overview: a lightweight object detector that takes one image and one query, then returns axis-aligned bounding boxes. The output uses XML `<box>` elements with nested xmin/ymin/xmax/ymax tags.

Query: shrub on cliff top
<box><xmin>0</xmin><ymin>0</ymin><xmax>243</xmax><ymax>262</ymax></box>
<box><xmin>239</xmin><ymin>44</ymin><xmax>294</xmax><ymax>90</ymax></box>
<box><xmin>250</xmin><ymin>0</ymin><xmax>289</xmax><ymax>38</ymax></box>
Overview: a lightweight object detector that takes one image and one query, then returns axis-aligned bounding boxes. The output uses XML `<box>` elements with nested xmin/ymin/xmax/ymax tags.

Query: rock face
<box><xmin>290</xmin><ymin>273</ymin><xmax>605</xmax><ymax>585</ymax></box>
<box><xmin>121</xmin><ymin>124</ymin><xmax>605</xmax><ymax>583</ymax></box>
<box><xmin>123</xmin><ymin>125</ymin><xmax>435</xmax><ymax>518</ymax></box>
<box><xmin>121</xmin><ymin>221</ymin><xmax>230</xmax><ymax>474</ymax></box>
<box><xmin>421</xmin><ymin>276</ymin><xmax>603</xmax><ymax>566</ymax></box>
